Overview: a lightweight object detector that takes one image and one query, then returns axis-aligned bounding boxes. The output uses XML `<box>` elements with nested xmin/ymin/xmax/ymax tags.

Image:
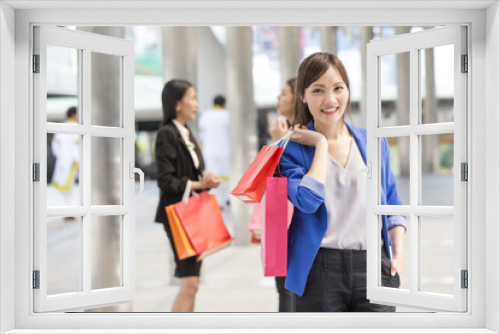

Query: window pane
<box><xmin>46</xmin><ymin>44</ymin><xmax>81</xmax><ymax>124</ymax></box>
<box><xmin>91</xmin><ymin>52</ymin><xmax>121</xmax><ymax>127</ymax></box>
<box><xmin>421</xmin><ymin>133</ymin><xmax>454</xmax><ymax>206</ymax></box>
<box><xmin>378</xmin><ymin>215</ymin><xmax>411</xmax><ymax>292</ymax></box>
<box><xmin>420</xmin><ymin>45</ymin><xmax>454</xmax><ymax>124</ymax></box>
<box><xmin>47</xmin><ymin>133</ymin><xmax>81</xmax><ymax>207</ymax></box>
<box><xmin>91</xmin><ymin>215</ymin><xmax>122</xmax><ymax>290</ymax></box>
<box><xmin>381</xmin><ymin>137</ymin><xmax>409</xmax><ymax>205</ymax></box>
<box><xmin>420</xmin><ymin>216</ymin><xmax>454</xmax><ymax>295</ymax></box>
<box><xmin>47</xmin><ymin>216</ymin><xmax>82</xmax><ymax>295</ymax></box>
<box><xmin>91</xmin><ymin>137</ymin><xmax>122</xmax><ymax>206</ymax></box>
<box><xmin>380</xmin><ymin>52</ymin><xmax>410</xmax><ymax>128</ymax></box>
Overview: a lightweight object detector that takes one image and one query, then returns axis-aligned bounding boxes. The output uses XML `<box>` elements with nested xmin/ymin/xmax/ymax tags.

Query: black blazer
<box><xmin>154</xmin><ymin>121</ymin><xmax>205</xmax><ymax>225</ymax></box>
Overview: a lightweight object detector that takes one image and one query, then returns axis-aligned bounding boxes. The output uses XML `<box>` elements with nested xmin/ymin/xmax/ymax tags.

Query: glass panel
<box><xmin>91</xmin><ymin>52</ymin><xmax>121</xmax><ymax>127</ymax></box>
<box><xmin>377</xmin><ymin>215</ymin><xmax>410</xmax><ymax>292</ymax></box>
<box><xmin>91</xmin><ymin>137</ymin><xmax>122</xmax><ymax>206</ymax></box>
<box><xmin>91</xmin><ymin>215</ymin><xmax>122</xmax><ymax>290</ymax></box>
<box><xmin>421</xmin><ymin>133</ymin><xmax>454</xmax><ymax>206</ymax></box>
<box><xmin>381</xmin><ymin>137</ymin><xmax>410</xmax><ymax>205</ymax></box>
<box><xmin>420</xmin><ymin>216</ymin><xmax>454</xmax><ymax>295</ymax></box>
<box><xmin>46</xmin><ymin>44</ymin><xmax>80</xmax><ymax>124</ymax></box>
<box><xmin>380</xmin><ymin>52</ymin><xmax>410</xmax><ymax>128</ymax></box>
<box><xmin>420</xmin><ymin>45</ymin><xmax>454</xmax><ymax>124</ymax></box>
<box><xmin>47</xmin><ymin>133</ymin><xmax>81</xmax><ymax>207</ymax></box>
<box><xmin>47</xmin><ymin>216</ymin><xmax>82</xmax><ymax>295</ymax></box>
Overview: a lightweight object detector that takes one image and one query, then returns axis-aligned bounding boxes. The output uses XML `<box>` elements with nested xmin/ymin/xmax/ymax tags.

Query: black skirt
<box><xmin>162</xmin><ymin>222</ymin><xmax>202</xmax><ymax>278</ymax></box>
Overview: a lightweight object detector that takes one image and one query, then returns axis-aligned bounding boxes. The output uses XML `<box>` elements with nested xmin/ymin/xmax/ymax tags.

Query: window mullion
<box><xmin>82</xmin><ymin>47</ymin><xmax>92</xmax><ymax>295</ymax></box>
<box><xmin>410</xmin><ymin>47</ymin><xmax>420</xmax><ymax>296</ymax></box>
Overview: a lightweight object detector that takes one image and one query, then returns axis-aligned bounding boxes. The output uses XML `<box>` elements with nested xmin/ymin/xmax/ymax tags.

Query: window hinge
<box><xmin>461</xmin><ymin>270</ymin><xmax>468</xmax><ymax>289</ymax></box>
<box><xmin>33</xmin><ymin>54</ymin><xmax>40</xmax><ymax>73</ymax></box>
<box><xmin>461</xmin><ymin>54</ymin><xmax>468</xmax><ymax>73</ymax></box>
<box><xmin>461</xmin><ymin>162</ymin><xmax>468</xmax><ymax>181</ymax></box>
<box><xmin>33</xmin><ymin>270</ymin><xmax>40</xmax><ymax>289</ymax></box>
<box><xmin>33</xmin><ymin>163</ymin><xmax>40</xmax><ymax>182</ymax></box>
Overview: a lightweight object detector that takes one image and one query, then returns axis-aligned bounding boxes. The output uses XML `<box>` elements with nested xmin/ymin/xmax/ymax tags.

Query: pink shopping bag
<box><xmin>261</xmin><ymin>176</ymin><xmax>289</xmax><ymax>276</ymax></box>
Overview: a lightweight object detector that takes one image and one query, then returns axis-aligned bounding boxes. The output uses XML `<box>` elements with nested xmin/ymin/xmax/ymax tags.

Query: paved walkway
<box><xmin>47</xmin><ymin>176</ymin><xmax>454</xmax><ymax>313</ymax></box>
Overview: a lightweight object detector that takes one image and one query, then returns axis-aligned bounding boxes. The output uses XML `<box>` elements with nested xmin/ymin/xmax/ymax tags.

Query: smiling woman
<box><xmin>279</xmin><ymin>52</ymin><xmax>406</xmax><ymax>312</ymax></box>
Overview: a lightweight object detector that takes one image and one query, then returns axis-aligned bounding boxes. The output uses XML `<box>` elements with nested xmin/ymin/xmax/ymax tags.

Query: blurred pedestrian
<box><xmin>279</xmin><ymin>52</ymin><xmax>407</xmax><ymax>312</ymax></box>
<box><xmin>154</xmin><ymin>79</ymin><xmax>221</xmax><ymax>312</ymax></box>
<box><xmin>198</xmin><ymin>95</ymin><xmax>231</xmax><ymax>210</ymax></box>
<box><xmin>50</xmin><ymin>106</ymin><xmax>79</xmax><ymax>215</ymax></box>
<box><xmin>269</xmin><ymin>77</ymin><xmax>297</xmax><ymax>141</ymax></box>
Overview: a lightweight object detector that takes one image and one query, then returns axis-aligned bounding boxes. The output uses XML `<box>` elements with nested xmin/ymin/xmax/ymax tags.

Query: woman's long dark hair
<box><xmin>294</xmin><ymin>52</ymin><xmax>351</xmax><ymax>126</ymax></box>
<box><xmin>161</xmin><ymin>79</ymin><xmax>193</xmax><ymax>126</ymax></box>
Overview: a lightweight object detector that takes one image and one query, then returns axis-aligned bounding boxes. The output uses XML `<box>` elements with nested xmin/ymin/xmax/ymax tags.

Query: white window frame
<box><xmin>33</xmin><ymin>26</ymin><xmax>136</xmax><ymax>312</ymax></box>
<box><xmin>366</xmin><ymin>26</ymin><xmax>468</xmax><ymax>312</ymax></box>
<box><xmin>0</xmin><ymin>1</ymin><xmax>498</xmax><ymax>333</ymax></box>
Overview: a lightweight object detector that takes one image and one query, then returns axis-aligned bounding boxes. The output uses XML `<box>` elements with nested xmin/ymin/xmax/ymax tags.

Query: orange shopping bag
<box><xmin>173</xmin><ymin>191</ymin><xmax>233</xmax><ymax>261</ymax></box>
<box><xmin>165</xmin><ymin>205</ymin><xmax>197</xmax><ymax>260</ymax></box>
<box><xmin>231</xmin><ymin>132</ymin><xmax>292</xmax><ymax>203</ymax></box>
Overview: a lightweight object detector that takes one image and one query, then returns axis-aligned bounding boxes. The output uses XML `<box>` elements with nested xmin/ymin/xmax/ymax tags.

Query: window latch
<box><xmin>129</xmin><ymin>162</ymin><xmax>144</xmax><ymax>195</ymax></box>
<box><xmin>357</xmin><ymin>161</ymin><xmax>372</xmax><ymax>194</ymax></box>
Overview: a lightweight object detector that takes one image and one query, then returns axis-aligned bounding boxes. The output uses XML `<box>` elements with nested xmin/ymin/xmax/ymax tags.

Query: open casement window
<box><xmin>33</xmin><ymin>26</ymin><xmax>141</xmax><ymax>312</ymax></box>
<box><xmin>366</xmin><ymin>26</ymin><xmax>467</xmax><ymax>312</ymax></box>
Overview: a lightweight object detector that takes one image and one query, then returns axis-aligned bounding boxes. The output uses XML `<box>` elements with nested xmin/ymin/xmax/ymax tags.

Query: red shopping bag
<box><xmin>248</xmin><ymin>203</ymin><xmax>263</xmax><ymax>244</ymax></box>
<box><xmin>261</xmin><ymin>176</ymin><xmax>289</xmax><ymax>276</ymax></box>
<box><xmin>173</xmin><ymin>191</ymin><xmax>233</xmax><ymax>261</ymax></box>
<box><xmin>231</xmin><ymin>145</ymin><xmax>284</xmax><ymax>203</ymax></box>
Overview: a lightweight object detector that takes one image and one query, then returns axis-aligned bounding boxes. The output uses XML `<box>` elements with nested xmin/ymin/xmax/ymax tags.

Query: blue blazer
<box><xmin>278</xmin><ymin>121</ymin><xmax>406</xmax><ymax>297</ymax></box>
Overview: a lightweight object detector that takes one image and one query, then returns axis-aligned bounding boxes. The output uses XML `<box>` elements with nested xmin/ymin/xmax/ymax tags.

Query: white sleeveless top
<box><xmin>321</xmin><ymin>137</ymin><xmax>368</xmax><ymax>250</ymax></box>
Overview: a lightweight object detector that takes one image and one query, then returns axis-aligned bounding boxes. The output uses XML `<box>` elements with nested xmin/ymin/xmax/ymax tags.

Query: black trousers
<box><xmin>290</xmin><ymin>248</ymin><xmax>400</xmax><ymax>312</ymax></box>
<box><xmin>275</xmin><ymin>276</ymin><xmax>292</xmax><ymax>312</ymax></box>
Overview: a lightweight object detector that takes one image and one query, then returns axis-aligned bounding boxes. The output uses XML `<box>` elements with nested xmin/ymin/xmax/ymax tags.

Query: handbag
<box><xmin>261</xmin><ymin>176</ymin><xmax>290</xmax><ymax>276</ymax></box>
<box><xmin>231</xmin><ymin>132</ymin><xmax>292</xmax><ymax>203</ymax></box>
<box><xmin>165</xmin><ymin>204</ymin><xmax>197</xmax><ymax>260</ymax></box>
<box><xmin>173</xmin><ymin>191</ymin><xmax>233</xmax><ymax>261</ymax></box>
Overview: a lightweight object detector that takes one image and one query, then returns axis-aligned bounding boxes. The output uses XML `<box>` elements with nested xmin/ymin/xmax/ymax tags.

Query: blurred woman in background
<box><xmin>155</xmin><ymin>79</ymin><xmax>221</xmax><ymax>312</ymax></box>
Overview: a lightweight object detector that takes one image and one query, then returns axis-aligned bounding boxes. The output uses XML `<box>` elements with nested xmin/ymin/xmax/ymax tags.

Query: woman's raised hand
<box><xmin>269</xmin><ymin>117</ymin><xmax>289</xmax><ymax>141</ymax></box>
<box><xmin>202</xmin><ymin>172</ymin><xmax>221</xmax><ymax>189</ymax></box>
<box><xmin>290</xmin><ymin>124</ymin><xmax>327</xmax><ymax>148</ymax></box>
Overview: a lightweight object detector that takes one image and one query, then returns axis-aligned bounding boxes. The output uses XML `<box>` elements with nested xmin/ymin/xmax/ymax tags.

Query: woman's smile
<box><xmin>320</xmin><ymin>106</ymin><xmax>339</xmax><ymax>115</ymax></box>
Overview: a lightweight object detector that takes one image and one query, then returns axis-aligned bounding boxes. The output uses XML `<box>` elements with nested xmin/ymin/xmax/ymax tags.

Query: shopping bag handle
<box><xmin>268</xmin><ymin>131</ymin><xmax>293</xmax><ymax>151</ymax></box>
<box><xmin>267</xmin><ymin>131</ymin><xmax>293</xmax><ymax>175</ymax></box>
<box><xmin>181</xmin><ymin>186</ymin><xmax>199</xmax><ymax>203</ymax></box>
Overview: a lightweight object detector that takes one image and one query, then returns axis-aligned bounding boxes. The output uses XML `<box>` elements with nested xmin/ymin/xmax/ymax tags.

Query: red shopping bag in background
<box><xmin>261</xmin><ymin>176</ymin><xmax>289</xmax><ymax>276</ymax></box>
<box><xmin>248</xmin><ymin>203</ymin><xmax>263</xmax><ymax>244</ymax></box>
<box><xmin>173</xmin><ymin>191</ymin><xmax>233</xmax><ymax>261</ymax></box>
<box><xmin>230</xmin><ymin>145</ymin><xmax>284</xmax><ymax>203</ymax></box>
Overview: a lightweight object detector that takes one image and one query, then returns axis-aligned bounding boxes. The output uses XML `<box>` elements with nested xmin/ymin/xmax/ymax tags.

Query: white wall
<box><xmin>0</xmin><ymin>2</ymin><xmax>16</xmax><ymax>333</ymax></box>
<box><xmin>486</xmin><ymin>2</ymin><xmax>500</xmax><ymax>333</ymax></box>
